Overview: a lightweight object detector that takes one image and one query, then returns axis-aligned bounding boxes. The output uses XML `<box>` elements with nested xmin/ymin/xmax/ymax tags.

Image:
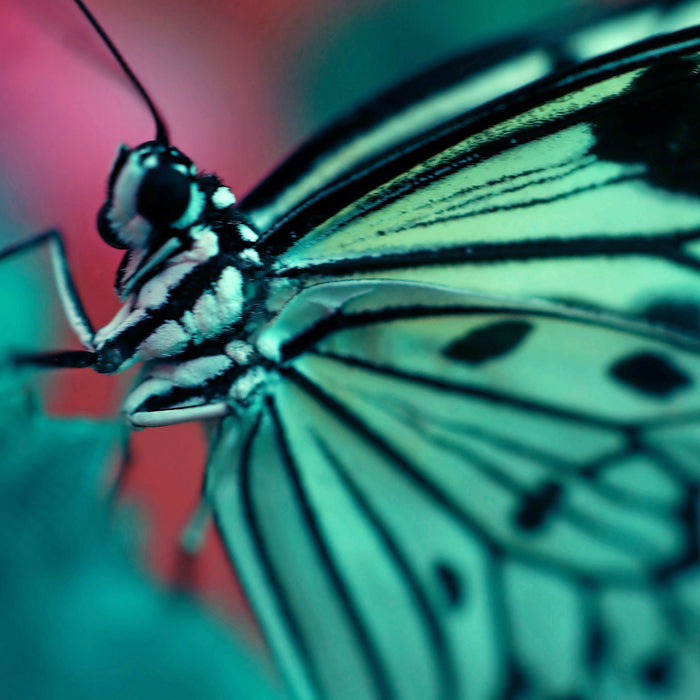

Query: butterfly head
<box><xmin>97</xmin><ymin>141</ymin><xmax>206</xmax><ymax>250</ymax></box>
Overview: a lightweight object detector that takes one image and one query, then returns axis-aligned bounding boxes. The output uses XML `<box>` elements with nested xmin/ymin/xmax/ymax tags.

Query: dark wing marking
<box><xmin>242</xmin><ymin>36</ymin><xmax>700</xmax><ymax>333</ymax></box>
<box><xmin>240</xmin><ymin>0</ymin><xmax>700</xmax><ymax>238</ymax></box>
<box><xmin>212</xmin><ymin>282</ymin><xmax>700</xmax><ymax>699</ymax></box>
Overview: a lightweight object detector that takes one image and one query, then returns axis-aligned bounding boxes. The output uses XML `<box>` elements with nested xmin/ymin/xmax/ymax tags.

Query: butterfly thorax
<box><xmin>88</xmin><ymin>141</ymin><xmax>267</xmax><ymax>424</ymax></box>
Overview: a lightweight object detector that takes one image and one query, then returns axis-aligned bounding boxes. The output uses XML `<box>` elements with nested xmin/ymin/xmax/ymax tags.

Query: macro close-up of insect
<box><xmin>5</xmin><ymin>0</ymin><xmax>700</xmax><ymax>698</ymax></box>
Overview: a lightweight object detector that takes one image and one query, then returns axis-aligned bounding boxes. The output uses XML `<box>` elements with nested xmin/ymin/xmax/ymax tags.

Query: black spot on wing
<box><xmin>587</xmin><ymin>620</ymin><xmax>606</xmax><ymax>671</ymax></box>
<box><xmin>642</xmin><ymin>298</ymin><xmax>700</xmax><ymax>334</ymax></box>
<box><xmin>639</xmin><ymin>651</ymin><xmax>675</xmax><ymax>688</ymax></box>
<box><xmin>513</xmin><ymin>481</ymin><xmax>563</xmax><ymax>532</ymax></box>
<box><xmin>433</xmin><ymin>561</ymin><xmax>464</xmax><ymax>608</ymax></box>
<box><xmin>592</xmin><ymin>56</ymin><xmax>700</xmax><ymax>196</ymax></box>
<box><xmin>444</xmin><ymin>320</ymin><xmax>533</xmax><ymax>365</ymax></box>
<box><xmin>610</xmin><ymin>352</ymin><xmax>692</xmax><ymax>398</ymax></box>
<box><xmin>500</xmin><ymin>661</ymin><xmax>530</xmax><ymax>699</ymax></box>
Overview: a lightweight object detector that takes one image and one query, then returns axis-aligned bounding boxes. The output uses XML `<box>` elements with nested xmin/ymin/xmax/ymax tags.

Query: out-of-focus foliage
<box><xmin>0</xmin><ymin>262</ymin><xmax>282</xmax><ymax>699</ymax></box>
<box><xmin>292</xmin><ymin>0</ymin><xmax>580</xmax><ymax>134</ymax></box>
<box><xmin>0</xmin><ymin>389</ymin><xmax>284</xmax><ymax>699</ymax></box>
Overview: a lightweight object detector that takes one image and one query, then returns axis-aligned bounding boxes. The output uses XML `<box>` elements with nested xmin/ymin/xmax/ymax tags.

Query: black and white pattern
<box><xmin>8</xmin><ymin>0</ymin><xmax>700</xmax><ymax>698</ymax></box>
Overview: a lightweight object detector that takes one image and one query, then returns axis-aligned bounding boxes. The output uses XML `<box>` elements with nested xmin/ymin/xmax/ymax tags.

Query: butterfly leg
<box><xmin>12</xmin><ymin>350</ymin><xmax>97</xmax><ymax>368</ymax></box>
<box><xmin>172</xmin><ymin>486</ymin><xmax>214</xmax><ymax>591</ymax></box>
<box><xmin>120</xmin><ymin>349</ymin><xmax>263</xmax><ymax>428</ymax></box>
<box><xmin>107</xmin><ymin>423</ymin><xmax>136</xmax><ymax>502</ymax></box>
<box><xmin>122</xmin><ymin>356</ymin><xmax>256</xmax><ymax>561</ymax></box>
<box><xmin>123</xmin><ymin>392</ymin><xmax>226</xmax><ymax>556</ymax></box>
<box><xmin>127</xmin><ymin>402</ymin><xmax>231</xmax><ymax>428</ymax></box>
<box><xmin>123</xmin><ymin>370</ymin><xmax>231</xmax><ymax>559</ymax></box>
<box><xmin>179</xmin><ymin>497</ymin><xmax>212</xmax><ymax>555</ymax></box>
<box><xmin>121</xmin><ymin>355</ymin><xmax>231</xmax><ymax>551</ymax></box>
<box><xmin>125</xmin><ymin>391</ymin><xmax>224</xmax><ymax>577</ymax></box>
<box><xmin>178</xmin><ymin>415</ymin><xmax>233</xmax><ymax>556</ymax></box>
<box><xmin>0</xmin><ymin>229</ymin><xmax>96</xmax><ymax>351</ymax></box>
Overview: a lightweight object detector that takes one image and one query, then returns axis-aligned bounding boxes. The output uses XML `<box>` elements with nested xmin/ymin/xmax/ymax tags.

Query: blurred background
<box><xmin>0</xmin><ymin>0</ymin><xmax>611</xmax><ymax>658</ymax></box>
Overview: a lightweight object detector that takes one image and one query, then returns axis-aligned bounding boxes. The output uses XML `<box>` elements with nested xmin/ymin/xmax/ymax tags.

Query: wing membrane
<box><xmin>241</xmin><ymin>1</ymin><xmax>700</xmax><ymax>238</ymax></box>
<box><xmin>213</xmin><ymin>282</ymin><xmax>700</xmax><ymax>699</ymax></box>
<box><xmin>213</xmin><ymin>388</ymin><xmax>466</xmax><ymax>700</ymax></box>
<box><xmin>221</xmin><ymin>6</ymin><xmax>700</xmax><ymax>698</ymax></box>
<box><xmin>249</xmin><ymin>32</ymin><xmax>700</xmax><ymax>327</ymax></box>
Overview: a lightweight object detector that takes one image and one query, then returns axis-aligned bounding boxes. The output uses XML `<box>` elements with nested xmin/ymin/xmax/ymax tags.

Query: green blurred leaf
<box><xmin>0</xmin><ymin>238</ymin><xmax>283</xmax><ymax>699</ymax></box>
<box><xmin>0</xmin><ymin>389</ymin><xmax>283</xmax><ymax>700</ymax></box>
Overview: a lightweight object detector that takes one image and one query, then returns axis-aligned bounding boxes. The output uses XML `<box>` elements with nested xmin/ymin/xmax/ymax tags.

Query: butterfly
<box><xmin>6</xmin><ymin>0</ymin><xmax>700</xmax><ymax>698</ymax></box>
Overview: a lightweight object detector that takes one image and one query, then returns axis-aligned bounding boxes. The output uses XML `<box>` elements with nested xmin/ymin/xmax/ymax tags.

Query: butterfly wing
<box><xmin>241</xmin><ymin>0</ymin><xmax>700</xmax><ymax>237</ymax></box>
<box><xmin>212</xmin><ymin>281</ymin><xmax>700</xmax><ymax>700</ymax></box>
<box><xmin>217</xmin><ymin>7</ymin><xmax>700</xmax><ymax>700</ymax></box>
<box><xmin>242</xmin><ymin>24</ymin><xmax>700</xmax><ymax>331</ymax></box>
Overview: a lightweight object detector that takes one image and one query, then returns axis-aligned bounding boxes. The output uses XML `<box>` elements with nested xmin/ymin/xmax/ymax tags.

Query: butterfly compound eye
<box><xmin>137</xmin><ymin>160</ymin><xmax>191</xmax><ymax>227</ymax></box>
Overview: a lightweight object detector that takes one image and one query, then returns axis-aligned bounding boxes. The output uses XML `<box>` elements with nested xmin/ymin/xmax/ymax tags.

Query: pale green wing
<box><xmin>212</xmin><ymin>281</ymin><xmax>700</xmax><ymax>700</ymax></box>
<box><xmin>242</xmin><ymin>1</ymin><xmax>700</xmax><ymax>237</ymax></box>
<box><xmin>223</xmin><ymin>12</ymin><xmax>700</xmax><ymax>700</ymax></box>
<box><xmin>253</xmin><ymin>32</ymin><xmax>700</xmax><ymax>329</ymax></box>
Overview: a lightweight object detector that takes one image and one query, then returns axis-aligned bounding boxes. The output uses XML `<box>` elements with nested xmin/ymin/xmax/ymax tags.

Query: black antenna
<box><xmin>73</xmin><ymin>0</ymin><xmax>170</xmax><ymax>145</ymax></box>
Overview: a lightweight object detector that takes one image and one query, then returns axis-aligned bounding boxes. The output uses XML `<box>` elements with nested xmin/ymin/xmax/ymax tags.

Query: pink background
<box><xmin>0</xmin><ymin>0</ymin><xmax>606</xmax><ymax>637</ymax></box>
